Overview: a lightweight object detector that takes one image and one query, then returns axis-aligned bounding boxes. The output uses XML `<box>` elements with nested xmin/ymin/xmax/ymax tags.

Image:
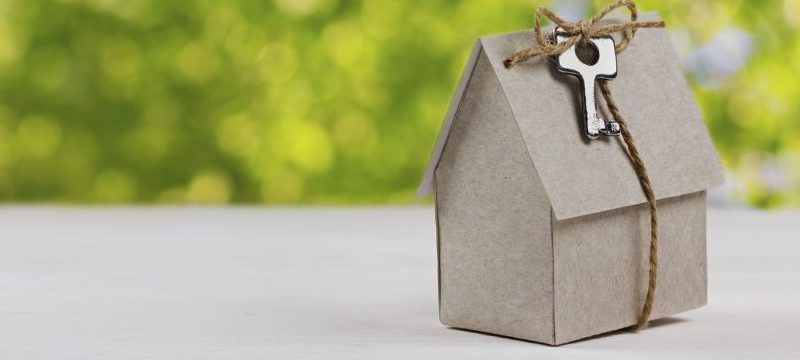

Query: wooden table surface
<box><xmin>0</xmin><ymin>206</ymin><xmax>797</xmax><ymax>359</ymax></box>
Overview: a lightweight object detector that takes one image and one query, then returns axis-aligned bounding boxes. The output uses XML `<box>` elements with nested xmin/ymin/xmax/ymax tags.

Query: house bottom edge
<box><xmin>553</xmin><ymin>298</ymin><xmax>708</xmax><ymax>345</ymax></box>
<box><xmin>439</xmin><ymin>315</ymin><xmax>557</xmax><ymax>346</ymax></box>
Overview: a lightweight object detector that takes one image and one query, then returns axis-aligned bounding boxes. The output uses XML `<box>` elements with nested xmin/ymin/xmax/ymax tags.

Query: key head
<box><xmin>555</xmin><ymin>27</ymin><xmax>617</xmax><ymax>80</ymax></box>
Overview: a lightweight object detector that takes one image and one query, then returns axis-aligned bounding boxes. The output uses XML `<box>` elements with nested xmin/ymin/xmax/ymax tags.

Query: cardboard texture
<box><xmin>421</xmin><ymin>13</ymin><xmax>724</xmax><ymax>345</ymax></box>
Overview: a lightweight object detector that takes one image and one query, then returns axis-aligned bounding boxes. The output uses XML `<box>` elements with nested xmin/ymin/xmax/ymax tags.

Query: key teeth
<box><xmin>599</xmin><ymin>122</ymin><xmax>621</xmax><ymax>136</ymax></box>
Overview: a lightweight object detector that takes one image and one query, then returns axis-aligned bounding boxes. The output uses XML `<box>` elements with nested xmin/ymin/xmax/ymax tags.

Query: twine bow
<box><xmin>504</xmin><ymin>0</ymin><xmax>665</xmax><ymax>67</ymax></box>
<box><xmin>505</xmin><ymin>0</ymin><xmax>665</xmax><ymax>330</ymax></box>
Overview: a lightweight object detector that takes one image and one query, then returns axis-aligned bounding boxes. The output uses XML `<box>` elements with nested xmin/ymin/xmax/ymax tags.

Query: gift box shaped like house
<box><xmin>417</xmin><ymin>14</ymin><xmax>724</xmax><ymax>345</ymax></box>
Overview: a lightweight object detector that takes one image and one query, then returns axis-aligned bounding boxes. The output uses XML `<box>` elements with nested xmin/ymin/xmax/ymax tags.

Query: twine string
<box><xmin>599</xmin><ymin>80</ymin><xmax>659</xmax><ymax>329</ymax></box>
<box><xmin>504</xmin><ymin>0</ymin><xmax>664</xmax><ymax>329</ymax></box>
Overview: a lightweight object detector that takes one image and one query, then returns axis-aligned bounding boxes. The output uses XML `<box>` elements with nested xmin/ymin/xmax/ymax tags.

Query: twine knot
<box><xmin>577</xmin><ymin>19</ymin><xmax>593</xmax><ymax>44</ymax></box>
<box><xmin>503</xmin><ymin>0</ymin><xmax>665</xmax><ymax>330</ymax></box>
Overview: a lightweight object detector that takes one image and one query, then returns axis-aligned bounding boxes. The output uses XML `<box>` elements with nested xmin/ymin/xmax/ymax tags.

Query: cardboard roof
<box><xmin>418</xmin><ymin>13</ymin><xmax>724</xmax><ymax>220</ymax></box>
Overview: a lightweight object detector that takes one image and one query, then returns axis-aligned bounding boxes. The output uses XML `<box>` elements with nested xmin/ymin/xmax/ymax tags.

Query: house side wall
<box><xmin>552</xmin><ymin>191</ymin><xmax>708</xmax><ymax>344</ymax></box>
<box><xmin>434</xmin><ymin>51</ymin><xmax>555</xmax><ymax>344</ymax></box>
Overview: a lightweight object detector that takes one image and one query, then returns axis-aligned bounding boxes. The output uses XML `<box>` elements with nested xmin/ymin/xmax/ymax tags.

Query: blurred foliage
<box><xmin>0</xmin><ymin>0</ymin><xmax>797</xmax><ymax>205</ymax></box>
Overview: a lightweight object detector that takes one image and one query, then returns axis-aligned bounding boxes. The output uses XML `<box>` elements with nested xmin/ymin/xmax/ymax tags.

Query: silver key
<box><xmin>554</xmin><ymin>27</ymin><xmax>620</xmax><ymax>139</ymax></box>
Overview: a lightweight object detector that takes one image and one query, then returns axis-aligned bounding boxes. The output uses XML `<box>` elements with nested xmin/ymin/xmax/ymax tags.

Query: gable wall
<box><xmin>434</xmin><ymin>50</ymin><xmax>555</xmax><ymax>344</ymax></box>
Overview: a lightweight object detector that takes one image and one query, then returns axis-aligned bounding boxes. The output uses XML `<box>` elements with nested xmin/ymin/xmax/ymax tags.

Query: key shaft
<box><xmin>576</xmin><ymin>73</ymin><xmax>606</xmax><ymax>138</ymax></box>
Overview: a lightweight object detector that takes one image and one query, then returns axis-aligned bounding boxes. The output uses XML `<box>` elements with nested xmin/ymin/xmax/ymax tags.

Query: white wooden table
<box><xmin>0</xmin><ymin>207</ymin><xmax>797</xmax><ymax>359</ymax></box>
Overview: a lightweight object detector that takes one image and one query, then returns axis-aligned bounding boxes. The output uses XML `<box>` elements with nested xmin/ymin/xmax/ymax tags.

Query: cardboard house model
<box><xmin>417</xmin><ymin>15</ymin><xmax>724</xmax><ymax>345</ymax></box>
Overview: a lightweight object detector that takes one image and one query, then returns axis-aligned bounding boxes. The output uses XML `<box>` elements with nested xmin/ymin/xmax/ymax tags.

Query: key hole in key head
<box><xmin>576</xmin><ymin>41</ymin><xmax>600</xmax><ymax>66</ymax></box>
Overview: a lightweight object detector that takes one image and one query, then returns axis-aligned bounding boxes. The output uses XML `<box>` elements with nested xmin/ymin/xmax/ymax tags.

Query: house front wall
<box><xmin>552</xmin><ymin>191</ymin><xmax>708</xmax><ymax>344</ymax></box>
<box><xmin>435</xmin><ymin>50</ymin><xmax>556</xmax><ymax>344</ymax></box>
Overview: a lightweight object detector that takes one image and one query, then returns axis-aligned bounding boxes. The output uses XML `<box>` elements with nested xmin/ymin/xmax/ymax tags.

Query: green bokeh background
<box><xmin>0</xmin><ymin>0</ymin><xmax>797</xmax><ymax>205</ymax></box>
